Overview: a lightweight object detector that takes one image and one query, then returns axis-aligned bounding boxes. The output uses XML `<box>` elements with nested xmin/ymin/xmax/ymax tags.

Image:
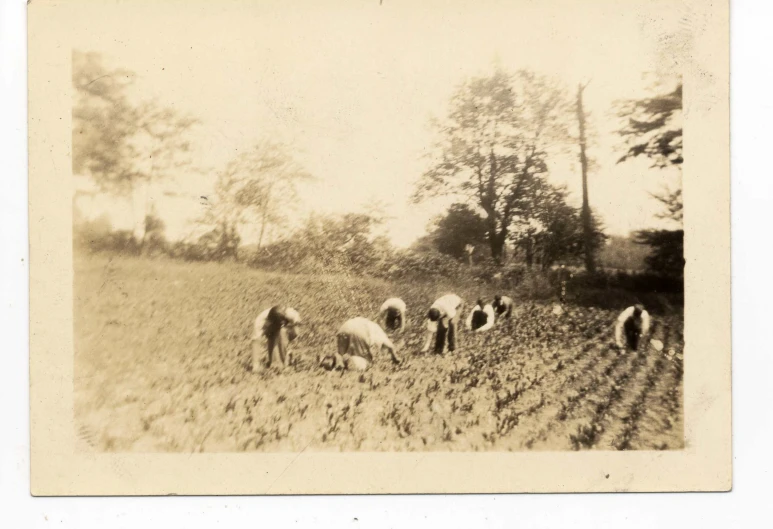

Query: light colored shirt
<box><xmin>431</xmin><ymin>294</ymin><xmax>462</xmax><ymax>319</ymax></box>
<box><xmin>614</xmin><ymin>306</ymin><xmax>651</xmax><ymax>347</ymax></box>
<box><xmin>337</xmin><ymin>317</ymin><xmax>395</xmax><ymax>358</ymax></box>
<box><xmin>466</xmin><ymin>303</ymin><xmax>496</xmax><ymax>332</ymax></box>
<box><xmin>379</xmin><ymin>297</ymin><xmax>406</xmax><ymax>315</ymax></box>
<box><xmin>426</xmin><ymin>294</ymin><xmax>463</xmax><ymax>331</ymax></box>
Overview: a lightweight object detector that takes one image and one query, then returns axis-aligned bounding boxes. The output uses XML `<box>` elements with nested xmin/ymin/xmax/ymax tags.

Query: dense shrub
<box><xmin>74</xmin><ymin>219</ymin><xmax>141</xmax><ymax>255</ymax></box>
<box><xmin>167</xmin><ymin>241</ymin><xmax>218</xmax><ymax>262</ymax></box>
<box><xmin>374</xmin><ymin>249</ymin><xmax>467</xmax><ymax>281</ymax></box>
<box><xmin>73</xmin><ymin>218</ymin><xmax>683</xmax><ymax>314</ymax></box>
<box><xmin>633</xmin><ymin>229</ymin><xmax>685</xmax><ymax>278</ymax></box>
<box><xmin>74</xmin><ymin>213</ymin><xmax>168</xmax><ymax>257</ymax></box>
<box><xmin>570</xmin><ymin>269</ymin><xmax>683</xmax><ymax>294</ymax></box>
<box><xmin>564</xmin><ymin>269</ymin><xmax>683</xmax><ymax>315</ymax></box>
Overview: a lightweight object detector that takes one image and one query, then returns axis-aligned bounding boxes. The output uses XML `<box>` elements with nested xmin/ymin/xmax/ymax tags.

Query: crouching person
<box><xmin>422</xmin><ymin>294</ymin><xmax>463</xmax><ymax>354</ymax></box>
<box><xmin>251</xmin><ymin>305</ymin><xmax>301</xmax><ymax>371</ymax></box>
<box><xmin>378</xmin><ymin>297</ymin><xmax>406</xmax><ymax>333</ymax></box>
<box><xmin>614</xmin><ymin>304</ymin><xmax>651</xmax><ymax>352</ymax></box>
<box><xmin>493</xmin><ymin>294</ymin><xmax>514</xmax><ymax>320</ymax></box>
<box><xmin>466</xmin><ymin>299</ymin><xmax>495</xmax><ymax>332</ymax></box>
<box><xmin>320</xmin><ymin>317</ymin><xmax>402</xmax><ymax>372</ymax></box>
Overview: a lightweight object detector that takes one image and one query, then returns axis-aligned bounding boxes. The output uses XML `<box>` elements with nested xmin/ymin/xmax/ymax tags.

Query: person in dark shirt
<box><xmin>492</xmin><ymin>294</ymin><xmax>514</xmax><ymax>319</ymax></box>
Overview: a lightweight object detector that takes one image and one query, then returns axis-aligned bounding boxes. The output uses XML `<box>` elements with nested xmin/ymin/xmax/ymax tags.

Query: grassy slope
<box><xmin>74</xmin><ymin>252</ymin><xmax>684</xmax><ymax>452</ymax></box>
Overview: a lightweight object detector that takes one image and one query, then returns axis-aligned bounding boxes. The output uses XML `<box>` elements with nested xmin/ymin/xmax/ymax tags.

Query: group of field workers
<box><xmin>250</xmin><ymin>294</ymin><xmax>652</xmax><ymax>373</ymax></box>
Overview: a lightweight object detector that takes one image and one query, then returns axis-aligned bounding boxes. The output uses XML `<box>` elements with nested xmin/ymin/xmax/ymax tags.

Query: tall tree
<box><xmin>511</xmin><ymin>183</ymin><xmax>606</xmax><ymax>269</ymax></box>
<box><xmin>652</xmin><ymin>187</ymin><xmax>683</xmax><ymax>223</ymax></box>
<box><xmin>202</xmin><ymin>141</ymin><xmax>313</xmax><ymax>257</ymax></box>
<box><xmin>72</xmin><ymin>51</ymin><xmax>138</xmax><ymax>193</ymax></box>
<box><xmin>616</xmin><ymin>83</ymin><xmax>683</xmax><ymax>168</ymax></box>
<box><xmin>414</xmin><ymin>69</ymin><xmax>570</xmax><ymax>262</ymax></box>
<box><xmin>633</xmin><ymin>229</ymin><xmax>684</xmax><ymax>278</ymax></box>
<box><xmin>616</xmin><ymin>82</ymin><xmax>683</xmax><ymax>222</ymax></box>
<box><xmin>617</xmin><ymin>81</ymin><xmax>684</xmax><ymax>278</ymax></box>
<box><xmin>72</xmin><ymin>51</ymin><xmax>198</xmax><ymax>248</ymax></box>
<box><xmin>251</xmin><ymin>211</ymin><xmax>390</xmax><ymax>275</ymax></box>
<box><xmin>575</xmin><ymin>81</ymin><xmax>596</xmax><ymax>272</ymax></box>
<box><xmin>427</xmin><ymin>203</ymin><xmax>488</xmax><ymax>261</ymax></box>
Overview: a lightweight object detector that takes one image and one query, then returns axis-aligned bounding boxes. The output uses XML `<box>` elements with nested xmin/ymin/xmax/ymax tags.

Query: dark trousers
<box><xmin>434</xmin><ymin>317</ymin><xmax>456</xmax><ymax>353</ymax></box>
<box><xmin>266</xmin><ymin>325</ymin><xmax>297</xmax><ymax>367</ymax></box>
<box><xmin>624</xmin><ymin>319</ymin><xmax>641</xmax><ymax>351</ymax></box>
<box><xmin>385</xmin><ymin>308</ymin><xmax>402</xmax><ymax>331</ymax></box>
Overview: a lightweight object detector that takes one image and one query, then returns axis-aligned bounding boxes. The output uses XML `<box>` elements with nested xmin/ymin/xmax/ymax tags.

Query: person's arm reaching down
<box><xmin>421</xmin><ymin>319</ymin><xmax>435</xmax><ymax>353</ymax></box>
<box><xmin>466</xmin><ymin>306</ymin><xmax>476</xmax><ymax>330</ymax></box>
<box><xmin>641</xmin><ymin>311</ymin><xmax>651</xmax><ymax>338</ymax></box>
<box><xmin>614</xmin><ymin>307</ymin><xmax>633</xmax><ymax>348</ymax></box>
<box><xmin>382</xmin><ymin>336</ymin><xmax>401</xmax><ymax>364</ymax></box>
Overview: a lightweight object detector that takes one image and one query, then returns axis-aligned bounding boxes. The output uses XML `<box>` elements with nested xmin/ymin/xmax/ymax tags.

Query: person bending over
<box><xmin>614</xmin><ymin>304</ymin><xmax>651</xmax><ymax>352</ymax></box>
<box><xmin>321</xmin><ymin>317</ymin><xmax>402</xmax><ymax>371</ymax></box>
<box><xmin>466</xmin><ymin>299</ymin><xmax>495</xmax><ymax>332</ymax></box>
<box><xmin>378</xmin><ymin>297</ymin><xmax>406</xmax><ymax>333</ymax></box>
<box><xmin>251</xmin><ymin>305</ymin><xmax>301</xmax><ymax>370</ymax></box>
<box><xmin>422</xmin><ymin>294</ymin><xmax>464</xmax><ymax>354</ymax></box>
<box><xmin>492</xmin><ymin>294</ymin><xmax>514</xmax><ymax>319</ymax></box>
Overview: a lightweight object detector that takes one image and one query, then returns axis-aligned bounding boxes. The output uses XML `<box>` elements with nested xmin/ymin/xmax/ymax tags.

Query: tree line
<box><xmin>73</xmin><ymin>51</ymin><xmax>683</xmax><ymax>279</ymax></box>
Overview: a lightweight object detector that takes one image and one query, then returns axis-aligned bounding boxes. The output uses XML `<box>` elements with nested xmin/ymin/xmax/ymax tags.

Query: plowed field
<box><xmin>74</xmin><ymin>254</ymin><xmax>684</xmax><ymax>452</ymax></box>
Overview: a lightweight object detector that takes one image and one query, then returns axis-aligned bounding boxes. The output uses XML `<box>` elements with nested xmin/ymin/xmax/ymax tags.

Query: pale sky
<box><xmin>72</xmin><ymin>0</ymin><xmax>684</xmax><ymax>247</ymax></box>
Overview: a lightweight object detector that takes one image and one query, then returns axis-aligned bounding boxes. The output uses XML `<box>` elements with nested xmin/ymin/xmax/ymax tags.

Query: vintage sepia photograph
<box><xmin>71</xmin><ymin>1</ymin><xmax>685</xmax><ymax>454</ymax></box>
<box><xmin>29</xmin><ymin>0</ymin><xmax>730</xmax><ymax>494</ymax></box>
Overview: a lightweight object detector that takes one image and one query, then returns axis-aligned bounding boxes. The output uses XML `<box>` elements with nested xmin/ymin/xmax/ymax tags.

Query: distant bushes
<box><xmin>167</xmin><ymin>241</ymin><xmax>225</xmax><ymax>262</ymax></box>
<box><xmin>633</xmin><ymin>229</ymin><xmax>684</xmax><ymax>279</ymax></box>
<box><xmin>375</xmin><ymin>249</ymin><xmax>467</xmax><ymax>281</ymax></box>
<box><xmin>570</xmin><ymin>288</ymin><xmax>680</xmax><ymax>315</ymax></box>
<box><xmin>597</xmin><ymin>235</ymin><xmax>650</xmax><ymax>271</ymax></box>
<box><xmin>74</xmin><ymin>216</ymin><xmax>682</xmax><ymax>313</ymax></box>
<box><xmin>73</xmin><ymin>215</ymin><xmax>142</xmax><ymax>255</ymax></box>
<box><xmin>569</xmin><ymin>269</ymin><xmax>683</xmax><ymax>295</ymax></box>
<box><xmin>73</xmin><ymin>213</ymin><xmax>169</xmax><ymax>256</ymax></box>
<box><xmin>566</xmin><ymin>269</ymin><xmax>683</xmax><ymax>315</ymax></box>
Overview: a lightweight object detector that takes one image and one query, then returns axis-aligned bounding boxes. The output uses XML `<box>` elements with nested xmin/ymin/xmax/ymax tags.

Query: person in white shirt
<box><xmin>251</xmin><ymin>305</ymin><xmax>301</xmax><ymax>370</ymax></box>
<box><xmin>492</xmin><ymin>294</ymin><xmax>514</xmax><ymax>320</ymax></box>
<box><xmin>466</xmin><ymin>299</ymin><xmax>495</xmax><ymax>332</ymax></box>
<box><xmin>422</xmin><ymin>294</ymin><xmax>464</xmax><ymax>354</ymax></box>
<box><xmin>614</xmin><ymin>304</ymin><xmax>651</xmax><ymax>351</ymax></box>
<box><xmin>378</xmin><ymin>297</ymin><xmax>406</xmax><ymax>333</ymax></box>
<box><xmin>320</xmin><ymin>317</ymin><xmax>402</xmax><ymax>371</ymax></box>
